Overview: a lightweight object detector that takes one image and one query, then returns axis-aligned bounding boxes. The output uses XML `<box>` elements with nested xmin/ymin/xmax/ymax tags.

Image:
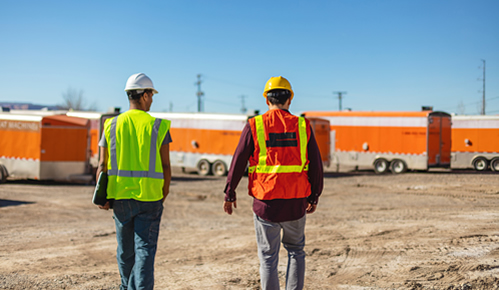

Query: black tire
<box><xmin>390</xmin><ymin>159</ymin><xmax>407</xmax><ymax>174</ymax></box>
<box><xmin>211</xmin><ymin>160</ymin><xmax>227</xmax><ymax>177</ymax></box>
<box><xmin>0</xmin><ymin>165</ymin><xmax>7</xmax><ymax>184</ymax></box>
<box><xmin>490</xmin><ymin>158</ymin><xmax>499</xmax><ymax>172</ymax></box>
<box><xmin>373</xmin><ymin>158</ymin><xmax>389</xmax><ymax>174</ymax></box>
<box><xmin>196</xmin><ymin>159</ymin><xmax>212</xmax><ymax>176</ymax></box>
<box><xmin>473</xmin><ymin>157</ymin><xmax>488</xmax><ymax>171</ymax></box>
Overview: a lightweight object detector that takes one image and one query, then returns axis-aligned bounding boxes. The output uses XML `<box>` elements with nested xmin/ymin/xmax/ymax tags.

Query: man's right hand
<box><xmin>306</xmin><ymin>203</ymin><xmax>317</xmax><ymax>214</ymax></box>
<box><xmin>98</xmin><ymin>202</ymin><xmax>110</xmax><ymax>210</ymax></box>
<box><xmin>223</xmin><ymin>201</ymin><xmax>237</xmax><ymax>215</ymax></box>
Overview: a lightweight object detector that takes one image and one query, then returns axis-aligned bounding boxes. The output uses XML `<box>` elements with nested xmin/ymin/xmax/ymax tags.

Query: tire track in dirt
<box><xmin>400</xmin><ymin>234</ymin><xmax>499</xmax><ymax>287</ymax></box>
<box><xmin>329</xmin><ymin>243</ymin><xmax>398</xmax><ymax>285</ymax></box>
<box><xmin>393</xmin><ymin>189</ymin><xmax>499</xmax><ymax>200</ymax></box>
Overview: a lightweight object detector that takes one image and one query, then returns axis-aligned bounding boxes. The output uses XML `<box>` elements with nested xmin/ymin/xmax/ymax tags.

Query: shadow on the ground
<box><xmin>0</xmin><ymin>199</ymin><xmax>35</xmax><ymax>208</ymax></box>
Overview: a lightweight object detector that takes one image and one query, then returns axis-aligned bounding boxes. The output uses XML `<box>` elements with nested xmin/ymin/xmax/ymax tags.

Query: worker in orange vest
<box><xmin>223</xmin><ymin>76</ymin><xmax>324</xmax><ymax>290</ymax></box>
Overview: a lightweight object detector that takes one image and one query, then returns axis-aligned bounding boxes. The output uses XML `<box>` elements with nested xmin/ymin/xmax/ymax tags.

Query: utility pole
<box><xmin>195</xmin><ymin>74</ymin><xmax>204</xmax><ymax>112</ymax></box>
<box><xmin>333</xmin><ymin>91</ymin><xmax>347</xmax><ymax>111</ymax></box>
<box><xmin>239</xmin><ymin>95</ymin><xmax>247</xmax><ymax>114</ymax></box>
<box><xmin>481</xmin><ymin>59</ymin><xmax>486</xmax><ymax>115</ymax></box>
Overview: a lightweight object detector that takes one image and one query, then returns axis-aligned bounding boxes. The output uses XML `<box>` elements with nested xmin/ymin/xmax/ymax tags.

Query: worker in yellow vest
<box><xmin>96</xmin><ymin>73</ymin><xmax>172</xmax><ymax>290</ymax></box>
<box><xmin>223</xmin><ymin>76</ymin><xmax>324</xmax><ymax>290</ymax></box>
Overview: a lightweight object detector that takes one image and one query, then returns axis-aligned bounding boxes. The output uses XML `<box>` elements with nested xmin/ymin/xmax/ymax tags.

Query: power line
<box><xmin>204</xmin><ymin>98</ymin><xmax>239</xmax><ymax>107</ymax></box>
<box><xmin>203</xmin><ymin>75</ymin><xmax>260</xmax><ymax>91</ymax></box>
<box><xmin>438</xmin><ymin>96</ymin><xmax>499</xmax><ymax>112</ymax></box>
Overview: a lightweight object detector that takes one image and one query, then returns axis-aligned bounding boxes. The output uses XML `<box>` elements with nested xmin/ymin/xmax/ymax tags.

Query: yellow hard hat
<box><xmin>263</xmin><ymin>76</ymin><xmax>294</xmax><ymax>100</ymax></box>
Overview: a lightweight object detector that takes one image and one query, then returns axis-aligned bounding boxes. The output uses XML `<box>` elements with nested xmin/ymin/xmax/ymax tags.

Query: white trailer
<box><xmin>149</xmin><ymin>112</ymin><xmax>249</xmax><ymax>176</ymax></box>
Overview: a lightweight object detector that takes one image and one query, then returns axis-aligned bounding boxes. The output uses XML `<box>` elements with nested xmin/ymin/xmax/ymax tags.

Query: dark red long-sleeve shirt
<box><xmin>224</xmin><ymin>110</ymin><xmax>324</xmax><ymax>222</ymax></box>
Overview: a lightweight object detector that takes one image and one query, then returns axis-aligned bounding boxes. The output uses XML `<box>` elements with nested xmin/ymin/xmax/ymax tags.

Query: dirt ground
<box><xmin>1</xmin><ymin>168</ymin><xmax>499</xmax><ymax>290</ymax></box>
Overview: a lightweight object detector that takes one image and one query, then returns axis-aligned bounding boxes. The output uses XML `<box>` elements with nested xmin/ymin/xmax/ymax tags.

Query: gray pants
<box><xmin>253</xmin><ymin>213</ymin><xmax>306</xmax><ymax>290</ymax></box>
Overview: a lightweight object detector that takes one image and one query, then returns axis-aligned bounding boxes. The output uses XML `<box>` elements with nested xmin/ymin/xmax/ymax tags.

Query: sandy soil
<box><xmin>1</xmin><ymin>168</ymin><xmax>499</xmax><ymax>290</ymax></box>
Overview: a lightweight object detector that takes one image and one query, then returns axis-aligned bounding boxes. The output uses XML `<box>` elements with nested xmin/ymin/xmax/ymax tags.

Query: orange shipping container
<box><xmin>302</xmin><ymin>111</ymin><xmax>451</xmax><ymax>173</ymax></box>
<box><xmin>0</xmin><ymin>113</ymin><xmax>90</xmax><ymax>183</ymax></box>
<box><xmin>9</xmin><ymin>110</ymin><xmax>119</xmax><ymax>174</ymax></box>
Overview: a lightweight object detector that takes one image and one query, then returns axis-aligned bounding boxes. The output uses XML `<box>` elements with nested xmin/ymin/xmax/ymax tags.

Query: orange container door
<box><xmin>307</xmin><ymin>118</ymin><xmax>330</xmax><ymax>163</ymax></box>
<box><xmin>427</xmin><ymin>115</ymin><xmax>451</xmax><ymax>167</ymax></box>
<box><xmin>40</xmin><ymin>127</ymin><xmax>89</xmax><ymax>162</ymax></box>
<box><xmin>39</xmin><ymin>115</ymin><xmax>90</xmax><ymax>162</ymax></box>
<box><xmin>440</xmin><ymin>116</ymin><xmax>452</xmax><ymax>164</ymax></box>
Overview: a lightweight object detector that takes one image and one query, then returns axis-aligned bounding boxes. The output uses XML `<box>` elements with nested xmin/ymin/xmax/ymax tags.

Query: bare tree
<box><xmin>60</xmin><ymin>87</ymin><xmax>97</xmax><ymax>111</ymax></box>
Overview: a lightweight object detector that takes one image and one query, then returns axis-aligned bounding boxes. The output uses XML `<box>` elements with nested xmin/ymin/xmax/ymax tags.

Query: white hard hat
<box><xmin>124</xmin><ymin>73</ymin><xmax>158</xmax><ymax>94</ymax></box>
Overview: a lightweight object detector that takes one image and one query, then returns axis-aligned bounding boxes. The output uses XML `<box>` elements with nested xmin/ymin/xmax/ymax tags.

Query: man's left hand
<box><xmin>223</xmin><ymin>201</ymin><xmax>237</xmax><ymax>215</ymax></box>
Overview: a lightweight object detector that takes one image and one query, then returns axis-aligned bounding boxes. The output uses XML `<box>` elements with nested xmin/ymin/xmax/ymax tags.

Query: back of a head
<box><xmin>266</xmin><ymin>89</ymin><xmax>292</xmax><ymax>105</ymax></box>
<box><xmin>263</xmin><ymin>76</ymin><xmax>294</xmax><ymax>105</ymax></box>
<box><xmin>127</xmin><ymin>89</ymin><xmax>153</xmax><ymax>101</ymax></box>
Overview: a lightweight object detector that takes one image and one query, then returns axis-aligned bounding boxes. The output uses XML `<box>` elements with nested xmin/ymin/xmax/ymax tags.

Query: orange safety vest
<box><xmin>248</xmin><ymin>109</ymin><xmax>311</xmax><ymax>200</ymax></box>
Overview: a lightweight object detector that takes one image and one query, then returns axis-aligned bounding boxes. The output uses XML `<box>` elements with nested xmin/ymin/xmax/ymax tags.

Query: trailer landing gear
<box><xmin>0</xmin><ymin>165</ymin><xmax>7</xmax><ymax>184</ymax></box>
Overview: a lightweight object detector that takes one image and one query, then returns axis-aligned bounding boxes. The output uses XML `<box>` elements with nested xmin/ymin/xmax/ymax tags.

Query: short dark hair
<box><xmin>266</xmin><ymin>89</ymin><xmax>291</xmax><ymax>105</ymax></box>
<box><xmin>127</xmin><ymin>89</ymin><xmax>152</xmax><ymax>101</ymax></box>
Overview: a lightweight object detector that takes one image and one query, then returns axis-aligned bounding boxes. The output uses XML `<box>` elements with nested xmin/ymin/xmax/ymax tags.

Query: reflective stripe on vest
<box><xmin>248</xmin><ymin>115</ymin><xmax>309</xmax><ymax>174</ymax></box>
<box><xmin>108</xmin><ymin>117</ymin><xmax>164</xmax><ymax>179</ymax></box>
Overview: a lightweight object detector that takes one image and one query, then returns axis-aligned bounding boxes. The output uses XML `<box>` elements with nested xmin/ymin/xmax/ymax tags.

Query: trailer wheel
<box><xmin>473</xmin><ymin>157</ymin><xmax>488</xmax><ymax>171</ymax></box>
<box><xmin>490</xmin><ymin>158</ymin><xmax>499</xmax><ymax>172</ymax></box>
<box><xmin>212</xmin><ymin>160</ymin><xmax>227</xmax><ymax>177</ymax></box>
<box><xmin>197</xmin><ymin>159</ymin><xmax>212</xmax><ymax>176</ymax></box>
<box><xmin>390</xmin><ymin>159</ymin><xmax>407</xmax><ymax>174</ymax></box>
<box><xmin>0</xmin><ymin>165</ymin><xmax>7</xmax><ymax>184</ymax></box>
<box><xmin>373</xmin><ymin>158</ymin><xmax>389</xmax><ymax>174</ymax></box>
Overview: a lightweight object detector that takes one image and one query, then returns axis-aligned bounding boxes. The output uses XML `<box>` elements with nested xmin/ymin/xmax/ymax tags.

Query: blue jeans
<box><xmin>113</xmin><ymin>199</ymin><xmax>163</xmax><ymax>290</ymax></box>
<box><xmin>254</xmin><ymin>213</ymin><xmax>306</xmax><ymax>290</ymax></box>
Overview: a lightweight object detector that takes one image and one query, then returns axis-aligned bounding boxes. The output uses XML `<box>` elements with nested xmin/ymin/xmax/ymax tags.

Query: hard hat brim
<box><xmin>124</xmin><ymin>88</ymin><xmax>159</xmax><ymax>94</ymax></box>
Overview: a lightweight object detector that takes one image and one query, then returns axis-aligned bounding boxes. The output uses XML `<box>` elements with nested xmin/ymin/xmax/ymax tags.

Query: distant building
<box><xmin>0</xmin><ymin>102</ymin><xmax>62</xmax><ymax>111</ymax></box>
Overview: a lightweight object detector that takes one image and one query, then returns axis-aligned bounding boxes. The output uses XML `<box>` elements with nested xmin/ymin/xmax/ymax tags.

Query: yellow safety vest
<box><xmin>104</xmin><ymin>110</ymin><xmax>170</xmax><ymax>201</ymax></box>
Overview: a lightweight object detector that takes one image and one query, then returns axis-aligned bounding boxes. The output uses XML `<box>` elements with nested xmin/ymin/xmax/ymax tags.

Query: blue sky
<box><xmin>1</xmin><ymin>0</ymin><xmax>498</xmax><ymax>115</ymax></box>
